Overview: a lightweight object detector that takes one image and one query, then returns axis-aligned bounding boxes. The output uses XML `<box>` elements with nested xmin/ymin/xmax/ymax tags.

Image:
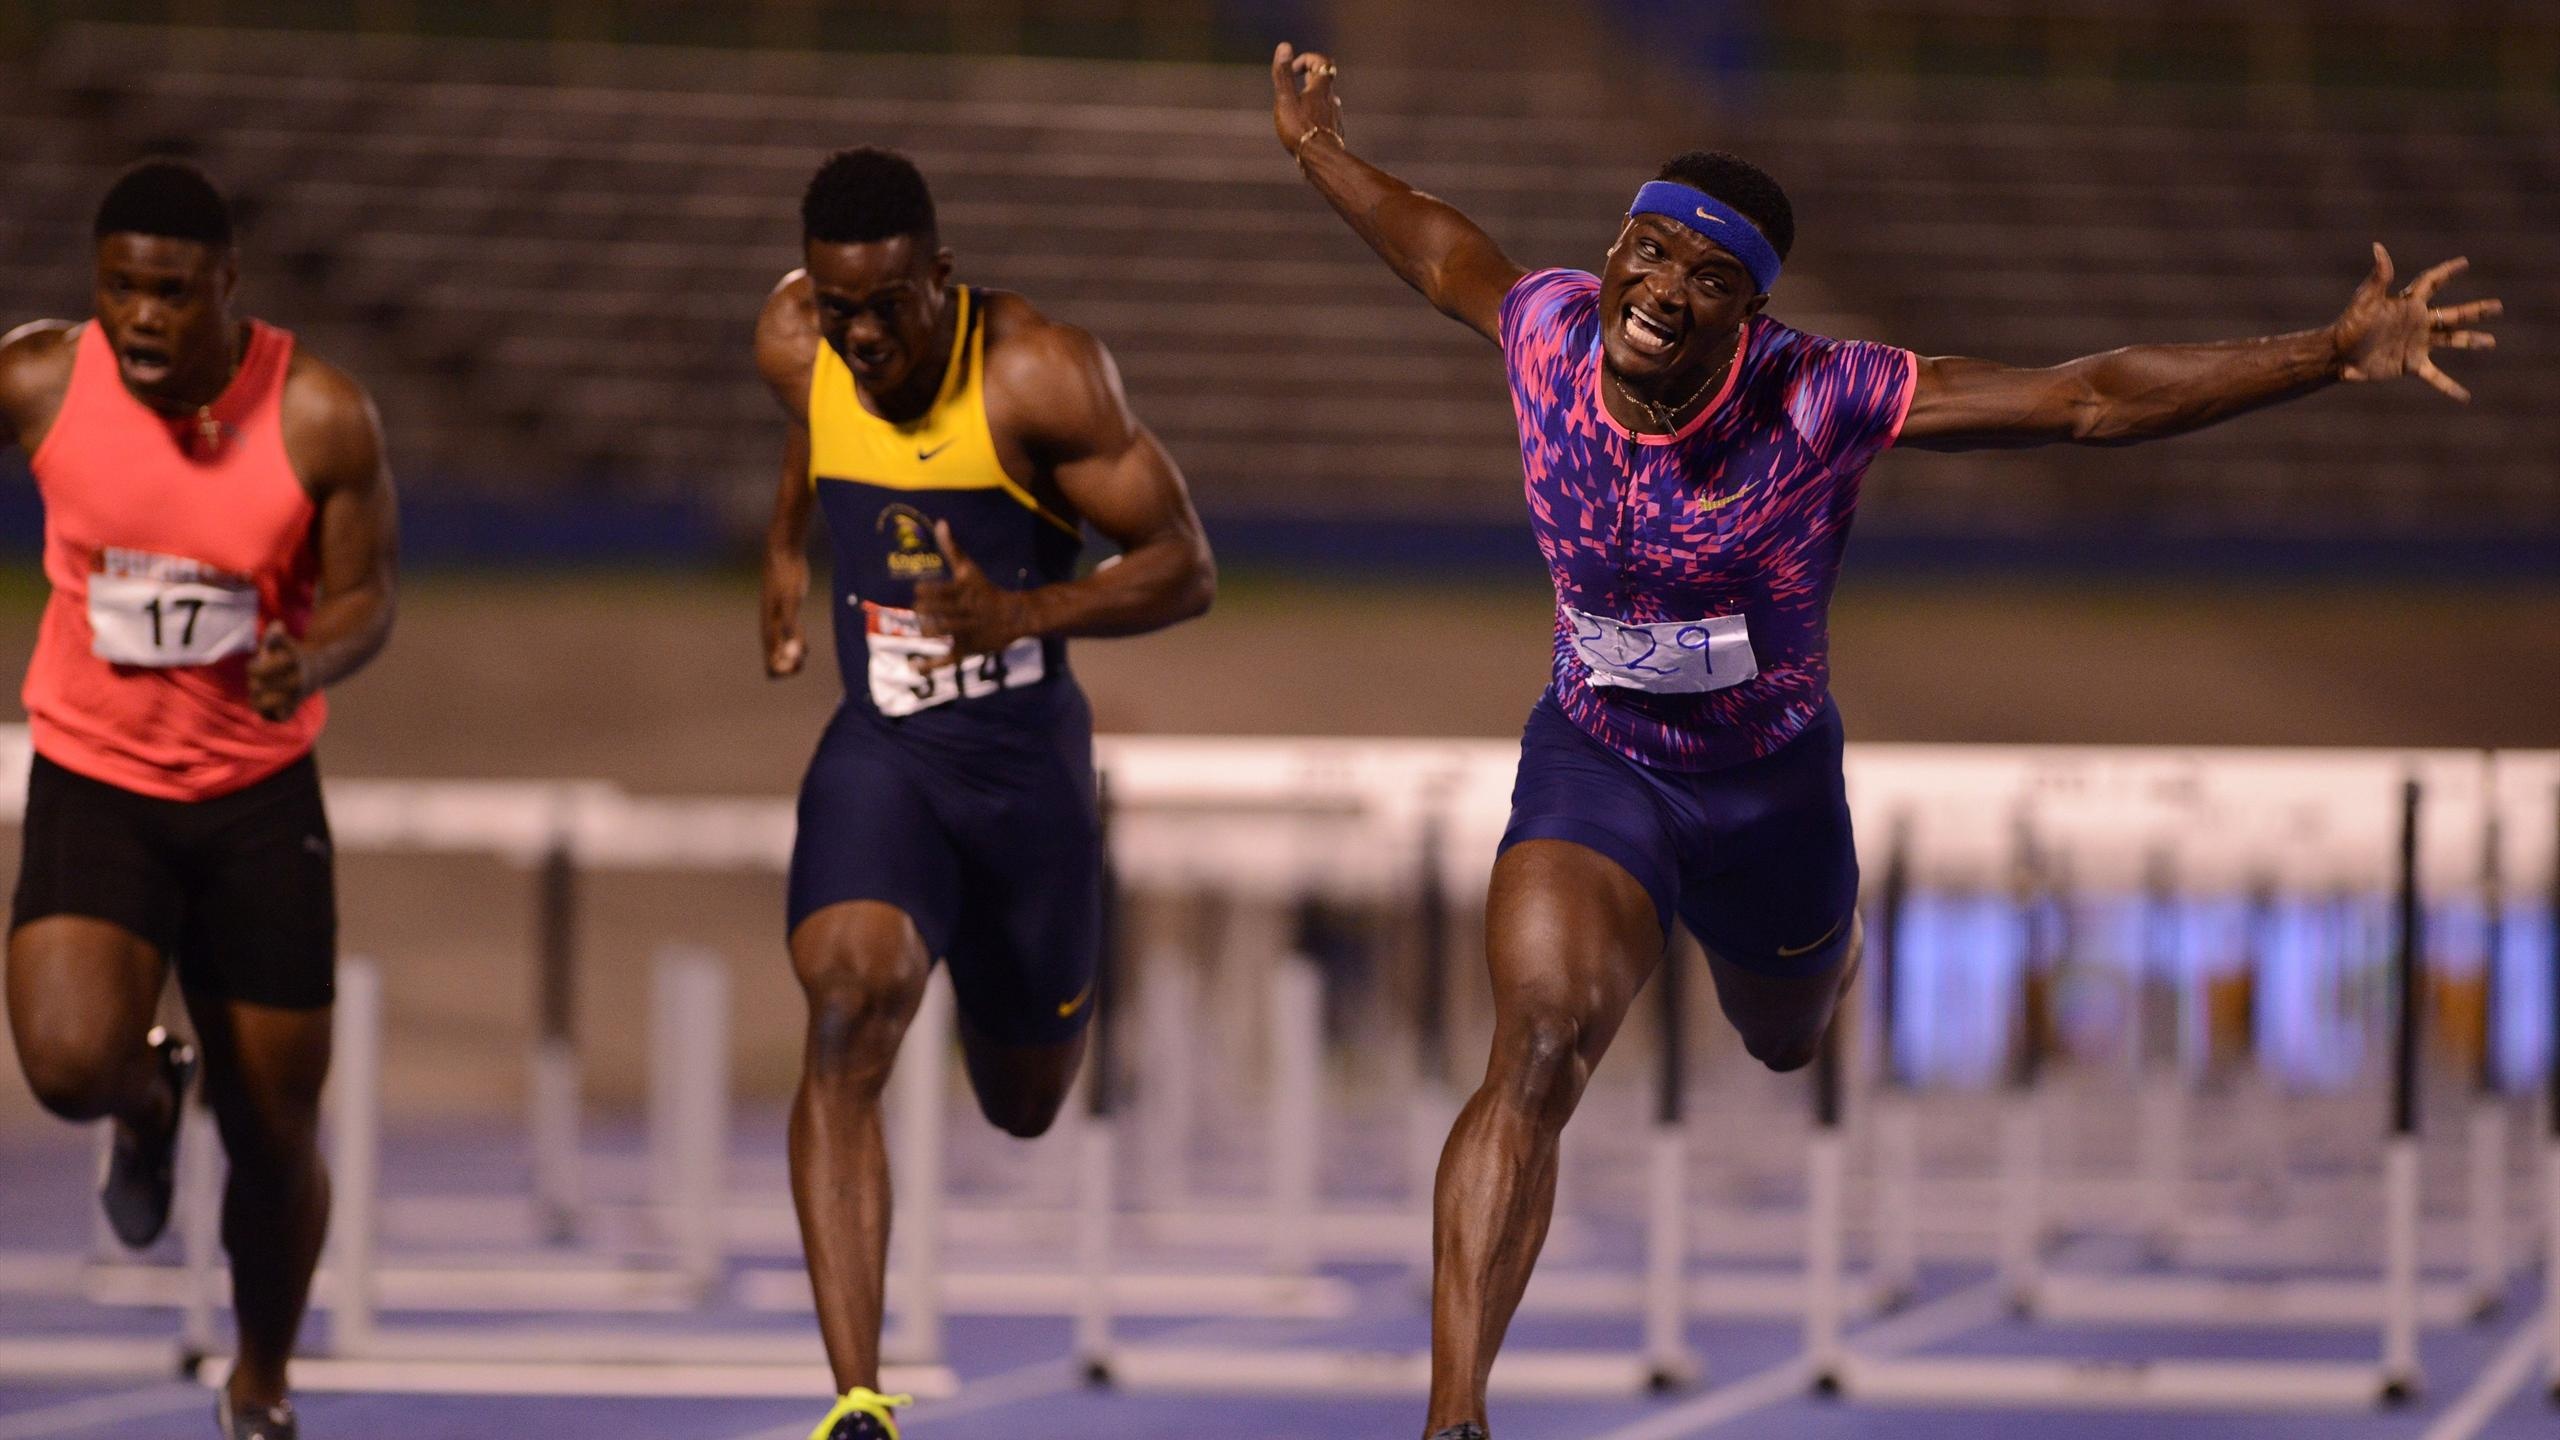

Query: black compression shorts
<box><xmin>12</xmin><ymin>751</ymin><xmax>337</xmax><ymax>1009</ymax></box>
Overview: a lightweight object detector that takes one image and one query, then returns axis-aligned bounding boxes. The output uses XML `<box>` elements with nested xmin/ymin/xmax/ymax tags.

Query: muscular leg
<box><xmin>789</xmin><ymin>899</ymin><xmax>932</xmax><ymax>1394</ymax></box>
<box><xmin>954</xmin><ymin>1015</ymin><xmax>1087</xmax><ymax>1140</ymax></box>
<box><xmin>6</xmin><ymin>917</ymin><xmax>175</xmax><ymax>1130</ymax></box>
<box><xmin>1699</xmin><ymin>916</ymin><xmax>1862</xmax><ymax>1075</ymax></box>
<box><xmin>181</xmin><ymin>991</ymin><xmax>331</xmax><ymax>1413</ymax></box>
<box><xmin>1426</xmin><ymin>839</ymin><xmax>1664</xmax><ymax>1434</ymax></box>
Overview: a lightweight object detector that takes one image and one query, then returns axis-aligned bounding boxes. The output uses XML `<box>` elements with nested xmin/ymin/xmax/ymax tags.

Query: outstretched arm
<box><xmin>1899</xmin><ymin>245</ymin><xmax>2500</xmax><ymax>452</ymax></box>
<box><xmin>916</xmin><ymin>320</ymin><xmax>1213</xmax><ymax>655</ymax></box>
<box><xmin>1272</xmin><ymin>43</ymin><xmax>1525</xmax><ymax>343</ymax></box>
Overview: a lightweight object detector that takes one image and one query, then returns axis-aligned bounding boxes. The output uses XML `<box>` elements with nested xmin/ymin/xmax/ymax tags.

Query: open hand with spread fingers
<box><xmin>912</xmin><ymin>520</ymin><xmax>1030</xmax><ymax>665</ymax></box>
<box><xmin>1271</xmin><ymin>41</ymin><xmax>1345</xmax><ymax>162</ymax></box>
<box><xmin>2330</xmin><ymin>243</ymin><xmax>2502</xmax><ymax>403</ymax></box>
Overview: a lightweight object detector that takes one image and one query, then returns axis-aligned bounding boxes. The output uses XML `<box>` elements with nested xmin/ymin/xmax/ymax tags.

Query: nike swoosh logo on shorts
<box><xmin>1056</xmin><ymin>983</ymin><xmax>1095</xmax><ymax>1019</ymax></box>
<box><xmin>916</xmin><ymin>440</ymin><xmax>954</xmax><ymax>462</ymax></box>
<box><xmin>1777</xmin><ymin>916</ymin><xmax>1846</xmax><ymax>959</ymax></box>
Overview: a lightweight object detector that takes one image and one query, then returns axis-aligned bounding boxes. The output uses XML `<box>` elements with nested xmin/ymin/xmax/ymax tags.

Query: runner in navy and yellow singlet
<box><xmin>1269</xmin><ymin>42</ymin><xmax>2501</xmax><ymax>1440</ymax></box>
<box><xmin>754</xmin><ymin>148</ymin><xmax>1214</xmax><ymax>1440</ymax></box>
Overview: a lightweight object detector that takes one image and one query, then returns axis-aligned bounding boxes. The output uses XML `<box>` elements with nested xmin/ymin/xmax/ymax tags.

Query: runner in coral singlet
<box><xmin>1268</xmin><ymin>42</ymin><xmax>2502</xmax><ymax>1440</ymax></box>
<box><xmin>0</xmin><ymin>161</ymin><xmax>398</xmax><ymax>1440</ymax></box>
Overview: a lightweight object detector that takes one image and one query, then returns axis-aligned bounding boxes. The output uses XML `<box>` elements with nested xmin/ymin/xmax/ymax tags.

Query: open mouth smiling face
<box><xmin>1599</xmin><ymin>214</ymin><xmax>1765</xmax><ymax>385</ymax></box>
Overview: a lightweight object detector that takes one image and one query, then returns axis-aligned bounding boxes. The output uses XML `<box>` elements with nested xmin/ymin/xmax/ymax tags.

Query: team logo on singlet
<box><xmin>876</xmin><ymin>504</ymin><xmax>946</xmax><ymax>579</ymax></box>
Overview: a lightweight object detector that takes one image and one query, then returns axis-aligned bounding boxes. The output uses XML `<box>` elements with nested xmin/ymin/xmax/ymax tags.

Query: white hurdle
<box><xmin>1094</xmin><ymin>946</ymin><xmax>1699</xmax><ymax>1398</ymax></box>
<box><xmin>1818</xmin><ymin>767</ymin><xmax>2445</xmax><ymax>1409</ymax></box>
<box><xmin>2010</xmin><ymin>768</ymin><xmax>2493</xmax><ymax>1336</ymax></box>
<box><xmin>310</xmin><ymin>953</ymin><xmax>956</xmax><ymax>1399</ymax></box>
<box><xmin>7</xmin><ymin>732</ymin><xmax>2557</xmax><ymax>1411</ymax></box>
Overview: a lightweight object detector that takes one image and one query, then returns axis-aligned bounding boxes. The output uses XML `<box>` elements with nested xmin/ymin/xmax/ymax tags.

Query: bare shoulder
<box><xmin>0</xmin><ymin>319</ymin><xmax>80</xmax><ymax>369</ymax></box>
<box><xmin>756</xmin><ymin>269</ymin><xmax>820</xmax><ymax>418</ymax></box>
<box><xmin>980</xmin><ymin>288</ymin><xmax>1113</xmax><ymax>380</ymax></box>
<box><xmin>978</xmin><ymin>289</ymin><xmax>1127</xmax><ymax>444</ymax></box>
<box><xmin>0</xmin><ymin>320</ymin><xmax>81</xmax><ymax>433</ymax></box>
<box><xmin>280</xmin><ymin>347</ymin><xmax>387</xmax><ymax>490</ymax></box>
<box><xmin>979</xmin><ymin>291</ymin><xmax>1131</xmax><ymax>456</ymax></box>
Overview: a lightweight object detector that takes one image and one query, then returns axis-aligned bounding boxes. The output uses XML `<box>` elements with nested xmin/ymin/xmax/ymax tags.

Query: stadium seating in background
<box><xmin>0</xmin><ymin>18</ymin><xmax>2548</xmax><ymax>564</ymax></box>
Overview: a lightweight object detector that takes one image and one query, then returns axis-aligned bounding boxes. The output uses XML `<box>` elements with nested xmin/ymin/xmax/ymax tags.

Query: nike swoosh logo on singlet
<box><xmin>1776</xmin><ymin>916</ymin><xmax>1847</xmax><ymax>959</ymax></box>
<box><xmin>1696</xmin><ymin>485</ymin><xmax>1756</xmax><ymax>513</ymax></box>
<box><xmin>916</xmin><ymin>440</ymin><xmax>955</xmax><ymax>462</ymax></box>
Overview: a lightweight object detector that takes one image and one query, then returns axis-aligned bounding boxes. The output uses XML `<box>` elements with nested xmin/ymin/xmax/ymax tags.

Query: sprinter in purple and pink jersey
<box><xmin>1268</xmin><ymin>43</ymin><xmax>2503</xmax><ymax>1440</ymax></box>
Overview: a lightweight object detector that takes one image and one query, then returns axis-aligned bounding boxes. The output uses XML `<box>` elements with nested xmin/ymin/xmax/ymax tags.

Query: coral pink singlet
<box><xmin>22</xmin><ymin>320</ymin><xmax>324</xmax><ymax>800</ymax></box>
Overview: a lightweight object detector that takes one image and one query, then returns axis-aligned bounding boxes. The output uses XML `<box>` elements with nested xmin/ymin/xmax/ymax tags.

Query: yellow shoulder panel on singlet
<box><xmin>807</xmin><ymin>286</ymin><xmax>1077</xmax><ymax>535</ymax></box>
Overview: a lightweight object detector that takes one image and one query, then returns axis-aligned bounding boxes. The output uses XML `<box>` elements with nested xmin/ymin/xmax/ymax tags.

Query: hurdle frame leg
<box><xmin>1267</xmin><ymin>953</ymin><xmax>1323</xmax><ymax>1281</ymax></box>
<box><xmin>647</xmin><ymin>945</ymin><xmax>731</xmax><ymax>1298</ymax></box>
<box><xmin>327</xmin><ymin>956</ymin><xmax>385</xmax><ymax>1358</ymax></box>
<box><xmin>1996</xmin><ymin>1090</ymin><xmax>2043</xmax><ymax>1315</ymax></box>
<box><xmin>178</xmin><ymin>1096</ymin><xmax>222</xmax><ymax>1368</ymax></box>
<box><xmin>2465</xmin><ymin>1097</ymin><xmax>2508</xmax><ymax>1321</ymax></box>
<box><xmin>884</xmin><ymin>970</ymin><xmax>951</xmax><ymax>1368</ymax></box>
<box><xmin>529</xmin><ymin>841</ymin><xmax>582</xmax><ymax>1246</ymax></box>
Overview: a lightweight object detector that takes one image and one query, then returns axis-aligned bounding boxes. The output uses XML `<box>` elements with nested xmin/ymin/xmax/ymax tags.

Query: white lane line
<box><xmin>710</xmin><ymin>1294</ymin><xmax>1302</xmax><ymax>1440</ymax></box>
<box><xmin>0</xmin><ymin>1384</ymin><xmax>205</xmax><ymax>1439</ymax></box>
<box><xmin>1586</xmin><ymin>1283</ymin><xmax>2005</xmax><ymax>1440</ymax></box>
<box><xmin>2419</xmin><ymin>1307</ymin><xmax>2548</xmax><ymax>1440</ymax></box>
<box><xmin>713</xmin><ymin>1360</ymin><xmax>1077</xmax><ymax>1440</ymax></box>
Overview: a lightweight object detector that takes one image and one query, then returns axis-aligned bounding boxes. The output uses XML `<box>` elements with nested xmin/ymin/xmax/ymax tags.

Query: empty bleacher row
<box><xmin>1718</xmin><ymin>97</ymin><xmax>2557</xmax><ymax>536</ymax></box>
<box><xmin>0</xmin><ymin>21</ymin><xmax>2549</xmax><ymax>548</ymax></box>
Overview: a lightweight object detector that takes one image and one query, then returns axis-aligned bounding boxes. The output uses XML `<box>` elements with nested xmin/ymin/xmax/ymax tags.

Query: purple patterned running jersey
<box><xmin>1500</xmin><ymin>268</ymin><xmax>1916</xmax><ymax>772</ymax></box>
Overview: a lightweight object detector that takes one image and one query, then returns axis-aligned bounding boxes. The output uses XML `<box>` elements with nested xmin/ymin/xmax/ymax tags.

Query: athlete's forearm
<box><xmin>1013</xmin><ymin>525</ymin><xmax>1214</xmax><ymax>641</ymax></box>
<box><xmin>296</xmin><ymin>581</ymin><xmax>395</xmax><ymax>690</ymax></box>
<box><xmin>1297</xmin><ymin>136</ymin><xmax>1506</xmax><ymax>325</ymax></box>
<box><xmin>2061</xmin><ymin>327</ymin><xmax>2343</xmax><ymax>446</ymax></box>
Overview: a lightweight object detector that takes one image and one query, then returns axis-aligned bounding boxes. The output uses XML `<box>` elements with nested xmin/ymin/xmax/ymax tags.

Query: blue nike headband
<box><xmin>1626</xmin><ymin>181</ymin><xmax>1782</xmax><ymax>294</ymax></box>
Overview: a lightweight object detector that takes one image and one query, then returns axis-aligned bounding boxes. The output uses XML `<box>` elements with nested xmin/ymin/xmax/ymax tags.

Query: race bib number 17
<box><xmin>862</xmin><ymin>601</ymin><xmax>1044</xmax><ymax>717</ymax></box>
<box><xmin>1564</xmin><ymin>604</ymin><xmax>1758</xmax><ymax>694</ymax></box>
<box><xmin>87</xmin><ymin>550</ymin><xmax>262</xmax><ymax>668</ymax></box>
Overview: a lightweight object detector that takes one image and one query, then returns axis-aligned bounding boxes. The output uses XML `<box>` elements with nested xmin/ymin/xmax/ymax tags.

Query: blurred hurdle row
<box><xmin>0</xmin><ymin>725</ymin><xmax>2551</xmax><ymax>1411</ymax></box>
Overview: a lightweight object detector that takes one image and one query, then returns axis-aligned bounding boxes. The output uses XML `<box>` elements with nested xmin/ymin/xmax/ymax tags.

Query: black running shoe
<box><xmin>101</xmin><ymin>1026</ymin><xmax>196</xmax><ymax>1249</ymax></box>
<box><xmin>215</xmin><ymin>1395</ymin><xmax>298</xmax><ymax>1439</ymax></box>
<box><xmin>1429</xmin><ymin>1426</ymin><xmax>1490</xmax><ymax>1440</ymax></box>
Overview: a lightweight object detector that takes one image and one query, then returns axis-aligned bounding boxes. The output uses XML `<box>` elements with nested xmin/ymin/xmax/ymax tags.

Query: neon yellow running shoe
<box><xmin>808</xmin><ymin>1387</ymin><xmax>913</xmax><ymax>1440</ymax></box>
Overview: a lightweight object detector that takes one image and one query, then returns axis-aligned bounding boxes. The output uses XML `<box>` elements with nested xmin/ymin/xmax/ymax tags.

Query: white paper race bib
<box><xmin>862</xmin><ymin>601</ymin><xmax>1044</xmax><ymax>717</ymax></box>
<box><xmin>1565</xmin><ymin>604</ymin><xmax>1758</xmax><ymax>694</ymax></box>
<box><xmin>86</xmin><ymin>550</ymin><xmax>262</xmax><ymax>668</ymax></box>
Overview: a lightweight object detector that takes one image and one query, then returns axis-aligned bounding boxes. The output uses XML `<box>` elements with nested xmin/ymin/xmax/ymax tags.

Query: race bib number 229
<box><xmin>1564</xmin><ymin>604</ymin><xmax>1757</xmax><ymax>694</ymax></box>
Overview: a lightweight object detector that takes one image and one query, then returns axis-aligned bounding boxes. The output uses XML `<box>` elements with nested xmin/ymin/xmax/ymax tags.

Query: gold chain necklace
<box><xmin>1607</xmin><ymin>329</ymin><xmax>1738</xmax><ymax>433</ymax></box>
